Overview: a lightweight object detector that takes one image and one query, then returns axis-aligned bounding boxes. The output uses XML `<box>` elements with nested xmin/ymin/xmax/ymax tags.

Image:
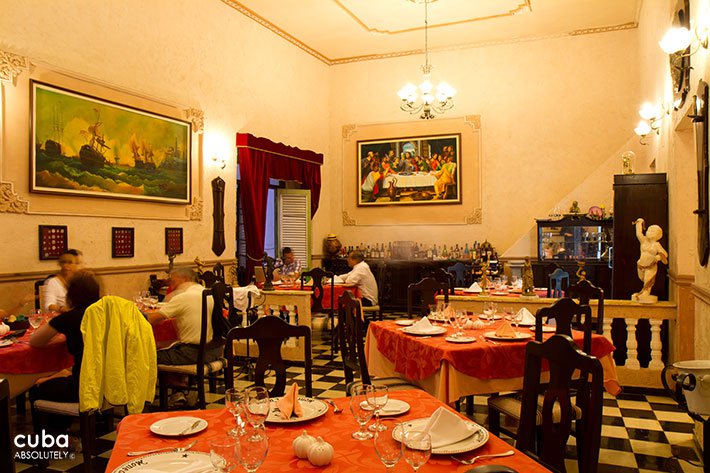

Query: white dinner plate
<box><xmin>0</xmin><ymin>340</ymin><xmax>13</xmax><ymax>348</ymax></box>
<box><xmin>478</xmin><ymin>314</ymin><xmax>502</xmax><ymax>320</ymax></box>
<box><xmin>491</xmin><ymin>291</ymin><xmax>509</xmax><ymax>296</ymax></box>
<box><xmin>112</xmin><ymin>451</ymin><xmax>211</xmax><ymax>473</ymax></box>
<box><xmin>446</xmin><ymin>336</ymin><xmax>476</xmax><ymax>344</ymax></box>
<box><xmin>427</xmin><ymin>314</ymin><xmax>449</xmax><ymax>322</ymax></box>
<box><xmin>530</xmin><ymin>325</ymin><xmax>556</xmax><ymax>333</ymax></box>
<box><xmin>392</xmin><ymin>418</ymin><xmax>489</xmax><ymax>454</ymax></box>
<box><xmin>484</xmin><ymin>331</ymin><xmax>533</xmax><ymax>342</ymax></box>
<box><xmin>149</xmin><ymin>417</ymin><xmax>208</xmax><ymax>437</ymax></box>
<box><xmin>401</xmin><ymin>326</ymin><xmax>447</xmax><ymax>336</ymax></box>
<box><xmin>395</xmin><ymin>319</ymin><xmax>415</xmax><ymax>326</ymax></box>
<box><xmin>359</xmin><ymin>398</ymin><xmax>411</xmax><ymax>416</ymax></box>
<box><xmin>462</xmin><ymin>289</ymin><xmax>483</xmax><ymax>294</ymax></box>
<box><xmin>266</xmin><ymin>396</ymin><xmax>328</xmax><ymax>423</ymax></box>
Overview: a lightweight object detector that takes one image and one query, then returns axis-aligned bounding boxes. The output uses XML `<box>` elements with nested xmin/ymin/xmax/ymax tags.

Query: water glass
<box><xmin>482</xmin><ymin>301</ymin><xmax>497</xmax><ymax>323</ymax></box>
<box><xmin>234</xmin><ymin>425</ymin><xmax>269</xmax><ymax>473</ymax></box>
<box><xmin>374</xmin><ymin>418</ymin><xmax>403</xmax><ymax>472</ymax></box>
<box><xmin>209</xmin><ymin>437</ymin><xmax>238</xmax><ymax>473</ymax></box>
<box><xmin>225</xmin><ymin>388</ymin><xmax>246</xmax><ymax>436</ymax></box>
<box><xmin>244</xmin><ymin>386</ymin><xmax>270</xmax><ymax>428</ymax></box>
<box><xmin>350</xmin><ymin>384</ymin><xmax>374</xmax><ymax>440</ymax></box>
<box><xmin>366</xmin><ymin>384</ymin><xmax>389</xmax><ymax>431</ymax></box>
<box><xmin>402</xmin><ymin>430</ymin><xmax>432</xmax><ymax>472</ymax></box>
<box><xmin>454</xmin><ymin>310</ymin><xmax>467</xmax><ymax>337</ymax></box>
<box><xmin>29</xmin><ymin>311</ymin><xmax>44</xmax><ymax>329</ymax></box>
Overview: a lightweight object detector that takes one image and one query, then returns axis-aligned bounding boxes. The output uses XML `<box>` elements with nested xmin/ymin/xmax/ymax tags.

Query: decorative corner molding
<box><xmin>0</xmin><ymin>50</ymin><xmax>32</xmax><ymax>86</ymax></box>
<box><xmin>342</xmin><ymin>211</ymin><xmax>357</xmax><ymax>226</ymax></box>
<box><xmin>464</xmin><ymin>115</ymin><xmax>481</xmax><ymax>130</ymax></box>
<box><xmin>185</xmin><ymin>108</ymin><xmax>205</xmax><ymax>134</ymax></box>
<box><xmin>569</xmin><ymin>22</ymin><xmax>638</xmax><ymax>36</ymax></box>
<box><xmin>0</xmin><ymin>182</ymin><xmax>29</xmax><ymax>213</ymax></box>
<box><xmin>187</xmin><ymin>195</ymin><xmax>203</xmax><ymax>220</ymax></box>
<box><xmin>342</xmin><ymin>124</ymin><xmax>358</xmax><ymax>140</ymax></box>
<box><xmin>464</xmin><ymin>208</ymin><xmax>482</xmax><ymax>224</ymax></box>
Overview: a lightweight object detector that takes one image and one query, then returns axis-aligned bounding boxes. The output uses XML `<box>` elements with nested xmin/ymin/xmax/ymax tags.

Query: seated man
<box><xmin>341</xmin><ymin>250</ymin><xmax>378</xmax><ymax>306</ymax></box>
<box><xmin>274</xmin><ymin>247</ymin><xmax>302</xmax><ymax>281</ymax></box>
<box><xmin>147</xmin><ymin>268</ymin><xmax>221</xmax><ymax>365</ymax></box>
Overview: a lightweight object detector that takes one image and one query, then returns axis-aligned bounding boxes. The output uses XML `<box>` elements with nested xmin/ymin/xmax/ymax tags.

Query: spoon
<box><xmin>325</xmin><ymin>399</ymin><xmax>342</xmax><ymax>413</ymax></box>
<box><xmin>451</xmin><ymin>449</ymin><xmax>515</xmax><ymax>465</ymax></box>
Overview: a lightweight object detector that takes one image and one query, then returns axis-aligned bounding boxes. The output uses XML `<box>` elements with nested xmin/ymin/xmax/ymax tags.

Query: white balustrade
<box><xmin>648</xmin><ymin>318</ymin><xmax>664</xmax><ymax>370</ymax></box>
<box><xmin>624</xmin><ymin>318</ymin><xmax>641</xmax><ymax>369</ymax></box>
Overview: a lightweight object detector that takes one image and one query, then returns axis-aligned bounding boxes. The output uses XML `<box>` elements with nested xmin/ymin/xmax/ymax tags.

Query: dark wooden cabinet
<box><xmin>612</xmin><ymin>173</ymin><xmax>668</xmax><ymax>300</ymax></box>
<box><xmin>531</xmin><ymin>260</ymin><xmax>612</xmax><ymax>296</ymax></box>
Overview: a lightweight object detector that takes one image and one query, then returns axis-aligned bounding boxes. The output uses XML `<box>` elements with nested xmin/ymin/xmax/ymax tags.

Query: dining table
<box><xmin>366</xmin><ymin>318</ymin><xmax>621</xmax><ymax>405</ymax></box>
<box><xmin>106</xmin><ymin>389</ymin><xmax>553</xmax><ymax>472</ymax></box>
<box><xmin>272</xmin><ymin>280</ymin><xmax>361</xmax><ymax>310</ymax></box>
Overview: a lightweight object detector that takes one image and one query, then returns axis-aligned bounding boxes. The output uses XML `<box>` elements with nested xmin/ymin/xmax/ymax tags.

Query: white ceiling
<box><xmin>222</xmin><ymin>0</ymin><xmax>642</xmax><ymax>65</ymax></box>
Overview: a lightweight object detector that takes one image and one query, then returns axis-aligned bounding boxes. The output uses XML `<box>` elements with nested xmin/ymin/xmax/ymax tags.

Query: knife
<box><xmin>178</xmin><ymin>419</ymin><xmax>202</xmax><ymax>435</ymax></box>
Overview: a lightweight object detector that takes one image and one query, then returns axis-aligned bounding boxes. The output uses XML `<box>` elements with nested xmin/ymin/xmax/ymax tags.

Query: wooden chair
<box><xmin>428</xmin><ymin>267</ymin><xmax>455</xmax><ymax>295</ymax></box>
<box><xmin>361</xmin><ymin>263</ymin><xmax>385</xmax><ymax>324</ymax></box>
<box><xmin>213</xmin><ymin>262</ymin><xmax>225</xmax><ymax>282</ymax></box>
<box><xmin>0</xmin><ymin>379</ymin><xmax>14</xmax><ymax>473</ymax></box>
<box><xmin>516</xmin><ymin>334</ymin><xmax>604</xmax><ymax>473</ymax></box>
<box><xmin>547</xmin><ymin>268</ymin><xmax>569</xmax><ymax>298</ymax></box>
<box><xmin>447</xmin><ymin>262</ymin><xmax>470</xmax><ymax>287</ymax></box>
<box><xmin>407</xmin><ymin>277</ymin><xmax>450</xmax><ymax>318</ymax></box>
<box><xmin>157</xmin><ymin>283</ymin><xmax>232</xmax><ymax>410</ymax></box>
<box><xmin>301</xmin><ymin>267</ymin><xmax>336</xmax><ymax>358</ymax></box>
<box><xmin>565</xmin><ymin>278</ymin><xmax>605</xmax><ymax>335</ymax></box>
<box><xmin>224</xmin><ymin>315</ymin><xmax>312</xmax><ymax>397</ymax></box>
<box><xmin>337</xmin><ymin>291</ymin><xmax>419</xmax><ymax>394</ymax></box>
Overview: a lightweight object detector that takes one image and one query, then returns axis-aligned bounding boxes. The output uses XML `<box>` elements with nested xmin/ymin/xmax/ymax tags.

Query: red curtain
<box><xmin>236</xmin><ymin>133</ymin><xmax>322</xmax><ymax>277</ymax></box>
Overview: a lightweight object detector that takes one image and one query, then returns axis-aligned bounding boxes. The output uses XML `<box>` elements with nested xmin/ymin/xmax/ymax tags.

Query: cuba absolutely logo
<box><xmin>13</xmin><ymin>430</ymin><xmax>74</xmax><ymax>460</ymax></box>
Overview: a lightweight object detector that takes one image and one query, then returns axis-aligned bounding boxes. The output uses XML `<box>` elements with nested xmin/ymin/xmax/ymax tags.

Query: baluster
<box><xmin>625</xmin><ymin>318</ymin><xmax>640</xmax><ymax>369</ymax></box>
<box><xmin>603</xmin><ymin>317</ymin><xmax>613</xmax><ymax>343</ymax></box>
<box><xmin>649</xmin><ymin>318</ymin><xmax>664</xmax><ymax>370</ymax></box>
<box><xmin>286</xmin><ymin>305</ymin><xmax>297</xmax><ymax>347</ymax></box>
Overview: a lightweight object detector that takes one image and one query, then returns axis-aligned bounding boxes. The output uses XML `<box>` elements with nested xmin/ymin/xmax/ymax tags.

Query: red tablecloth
<box><xmin>368</xmin><ymin>320</ymin><xmax>615</xmax><ymax>382</ymax></box>
<box><xmin>106</xmin><ymin>389</ymin><xmax>552</xmax><ymax>472</ymax></box>
<box><xmin>276</xmin><ymin>284</ymin><xmax>361</xmax><ymax>310</ymax></box>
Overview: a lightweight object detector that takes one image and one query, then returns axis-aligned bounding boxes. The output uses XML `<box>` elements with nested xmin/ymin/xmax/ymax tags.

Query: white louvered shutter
<box><xmin>276</xmin><ymin>189</ymin><xmax>311</xmax><ymax>269</ymax></box>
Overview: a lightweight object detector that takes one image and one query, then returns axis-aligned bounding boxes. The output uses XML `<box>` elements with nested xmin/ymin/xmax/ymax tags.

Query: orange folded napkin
<box><xmin>277</xmin><ymin>382</ymin><xmax>303</xmax><ymax>419</ymax></box>
<box><xmin>494</xmin><ymin>320</ymin><xmax>517</xmax><ymax>338</ymax></box>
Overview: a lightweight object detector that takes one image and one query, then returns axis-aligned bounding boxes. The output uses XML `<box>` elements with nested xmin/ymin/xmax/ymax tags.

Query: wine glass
<box><xmin>350</xmin><ymin>384</ymin><xmax>374</xmax><ymax>440</ymax></box>
<box><xmin>428</xmin><ymin>304</ymin><xmax>438</xmax><ymax>320</ymax></box>
<box><xmin>454</xmin><ymin>310</ymin><xmax>467</xmax><ymax>337</ymax></box>
<box><xmin>243</xmin><ymin>386</ymin><xmax>270</xmax><ymax>428</ymax></box>
<box><xmin>210</xmin><ymin>437</ymin><xmax>238</xmax><ymax>473</ymax></box>
<box><xmin>367</xmin><ymin>384</ymin><xmax>389</xmax><ymax>431</ymax></box>
<box><xmin>374</xmin><ymin>418</ymin><xmax>403</xmax><ymax>472</ymax></box>
<box><xmin>512</xmin><ymin>309</ymin><xmax>524</xmax><ymax>335</ymax></box>
<box><xmin>502</xmin><ymin>306</ymin><xmax>515</xmax><ymax>322</ymax></box>
<box><xmin>225</xmin><ymin>388</ymin><xmax>246</xmax><ymax>436</ymax></box>
<box><xmin>234</xmin><ymin>425</ymin><xmax>269</xmax><ymax>473</ymax></box>
<box><xmin>401</xmin><ymin>430</ymin><xmax>432</xmax><ymax>472</ymax></box>
<box><xmin>482</xmin><ymin>301</ymin><xmax>497</xmax><ymax>324</ymax></box>
<box><xmin>29</xmin><ymin>311</ymin><xmax>44</xmax><ymax>329</ymax></box>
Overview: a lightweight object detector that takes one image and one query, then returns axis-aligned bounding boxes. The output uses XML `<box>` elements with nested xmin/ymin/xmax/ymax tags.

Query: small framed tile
<box><xmin>111</xmin><ymin>227</ymin><xmax>134</xmax><ymax>258</ymax></box>
<box><xmin>38</xmin><ymin>225</ymin><xmax>68</xmax><ymax>260</ymax></box>
<box><xmin>165</xmin><ymin>227</ymin><xmax>183</xmax><ymax>255</ymax></box>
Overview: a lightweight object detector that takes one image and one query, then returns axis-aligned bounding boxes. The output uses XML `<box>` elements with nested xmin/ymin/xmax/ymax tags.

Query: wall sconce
<box><xmin>659</xmin><ymin>22</ymin><xmax>708</xmax><ymax>55</ymax></box>
<box><xmin>212</xmin><ymin>154</ymin><xmax>226</xmax><ymax>169</ymax></box>
<box><xmin>634</xmin><ymin>101</ymin><xmax>671</xmax><ymax>144</ymax></box>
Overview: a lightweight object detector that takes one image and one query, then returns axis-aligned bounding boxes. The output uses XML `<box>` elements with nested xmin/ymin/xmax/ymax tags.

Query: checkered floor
<box><xmin>10</xmin><ymin>314</ymin><xmax>705</xmax><ymax>473</ymax></box>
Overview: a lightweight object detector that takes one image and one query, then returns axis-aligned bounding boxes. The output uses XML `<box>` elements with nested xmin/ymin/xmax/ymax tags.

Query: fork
<box><xmin>451</xmin><ymin>449</ymin><xmax>515</xmax><ymax>465</ymax></box>
<box><xmin>127</xmin><ymin>439</ymin><xmax>198</xmax><ymax>457</ymax></box>
<box><xmin>325</xmin><ymin>399</ymin><xmax>342</xmax><ymax>413</ymax></box>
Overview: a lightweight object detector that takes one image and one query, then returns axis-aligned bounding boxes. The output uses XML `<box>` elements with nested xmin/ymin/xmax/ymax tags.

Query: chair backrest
<box><xmin>337</xmin><ymin>290</ymin><xmax>370</xmax><ymax>387</ymax></box>
<box><xmin>446</xmin><ymin>262</ymin><xmax>470</xmax><ymax>287</ymax></box>
<box><xmin>205</xmin><ymin>282</ymin><xmax>236</xmax><ymax>343</ymax></box>
<box><xmin>407</xmin><ymin>277</ymin><xmax>450</xmax><ymax>318</ymax></box>
<box><xmin>516</xmin><ymin>334</ymin><xmax>604</xmax><ymax>473</ymax></box>
<box><xmin>428</xmin><ymin>267</ymin><xmax>455</xmax><ymax>295</ymax></box>
<box><xmin>534</xmin><ymin>297</ymin><xmax>593</xmax><ymax>355</ymax></box>
<box><xmin>565</xmin><ymin>279</ymin><xmax>605</xmax><ymax>334</ymax></box>
<box><xmin>0</xmin><ymin>379</ymin><xmax>13</xmax><ymax>473</ymax></box>
<box><xmin>301</xmin><ymin>267</ymin><xmax>334</xmax><ymax>315</ymax></box>
<box><xmin>213</xmin><ymin>262</ymin><xmax>225</xmax><ymax>281</ymax></box>
<box><xmin>199</xmin><ymin>270</ymin><xmax>218</xmax><ymax>288</ymax></box>
<box><xmin>224</xmin><ymin>316</ymin><xmax>312</xmax><ymax>397</ymax></box>
<box><xmin>547</xmin><ymin>267</ymin><xmax>570</xmax><ymax>298</ymax></box>
<box><xmin>34</xmin><ymin>274</ymin><xmax>55</xmax><ymax>311</ymax></box>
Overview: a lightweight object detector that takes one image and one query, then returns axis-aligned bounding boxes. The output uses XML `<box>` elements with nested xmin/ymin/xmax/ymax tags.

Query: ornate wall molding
<box><xmin>464</xmin><ymin>115</ymin><xmax>481</xmax><ymax>130</ymax></box>
<box><xmin>342</xmin><ymin>211</ymin><xmax>356</xmax><ymax>226</ymax></box>
<box><xmin>185</xmin><ymin>108</ymin><xmax>205</xmax><ymax>134</ymax></box>
<box><xmin>0</xmin><ymin>182</ymin><xmax>29</xmax><ymax>213</ymax></box>
<box><xmin>465</xmin><ymin>208</ymin><xmax>483</xmax><ymax>224</ymax></box>
<box><xmin>0</xmin><ymin>50</ymin><xmax>32</xmax><ymax>86</ymax></box>
<box><xmin>187</xmin><ymin>195</ymin><xmax>203</xmax><ymax>220</ymax></box>
<box><xmin>342</xmin><ymin>124</ymin><xmax>357</xmax><ymax>140</ymax></box>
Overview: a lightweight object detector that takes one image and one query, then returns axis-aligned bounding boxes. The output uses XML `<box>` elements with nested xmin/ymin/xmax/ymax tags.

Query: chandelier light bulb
<box><xmin>398</xmin><ymin>83</ymin><xmax>418</xmax><ymax>101</ymax></box>
<box><xmin>639</xmin><ymin>102</ymin><xmax>660</xmax><ymax>120</ymax></box>
<box><xmin>437</xmin><ymin>82</ymin><xmax>456</xmax><ymax>99</ymax></box>
<box><xmin>419</xmin><ymin>80</ymin><xmax>434</xmax><ymax>94</ymax></box>
<box><xmin>659</xmin><ymin>26</ymin><xmax>693</xmax><ymax>54</ymax></box>
<box><xmin>634</xmin><ymin>120</ymin><xmax>652</xmax><ymax>137</ymax></box>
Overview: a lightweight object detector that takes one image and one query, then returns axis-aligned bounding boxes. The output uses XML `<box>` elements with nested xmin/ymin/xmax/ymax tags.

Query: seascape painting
<box><xmin>357</xmin><ymin>133</ymin><xmax>461</xmax><ymax>206</ymax></box>
<box><xmin>31</xmin><ymin>81</ymin><xmax>191</xmax><ymax>204</ymax></box>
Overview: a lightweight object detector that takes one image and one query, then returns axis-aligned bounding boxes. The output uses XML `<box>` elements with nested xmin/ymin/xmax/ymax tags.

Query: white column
<box><xmin>625</xmin><ymin>318</ymin><xmax>640</xmax><ymax>369</ymax></box>
<box><xmin>649</xmin><ymin>318</ymin><xmax>664</xmax><ymax>370</ymax></box>
<box><xmin>603</xmin><ymin>317</ymin><xmax>613</xmax><ymax>344</ymax></box>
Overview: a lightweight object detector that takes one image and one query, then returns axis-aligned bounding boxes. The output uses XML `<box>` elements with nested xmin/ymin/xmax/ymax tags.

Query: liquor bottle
<box><xmin>426</xmin><ymin>244</ymin><xmax>433</xmax><ymax>259</ymax></box>
<box><xmin>442</xmin><ymin>245</ymin><xmax>449</xmax><ymax>258</ymax></box>
<box><xmin>413</xmin><ymin>244</ymin><xmax>420</xmax><ymax>259</ymax></box>
<box><xmin>387</xmin><ymin>242</ymin><xmax>393</xmax><ymax>259</ymax></box>
<box><xmin>432</xmin><ymin>244</ymin><xmax>438</xmax><ymax>258</ymax></box>
<box><xmin>379</xmin><ymin>243</ymin><xmax>385</xmax><ymax>259</ymax></box>
<box><xmin>464</xmin><ymin>243</ymin><xmax>470</xmax><ymax>259</ymax></box>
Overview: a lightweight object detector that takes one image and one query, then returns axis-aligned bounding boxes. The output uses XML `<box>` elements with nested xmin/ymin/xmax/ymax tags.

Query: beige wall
<box><xmin>0</xmin><ymin>0</ymin><xmax>330</xmax><ymax>307</ymax></box>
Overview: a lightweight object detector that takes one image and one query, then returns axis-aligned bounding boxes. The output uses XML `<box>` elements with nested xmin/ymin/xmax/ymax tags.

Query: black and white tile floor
<box><xmin>10</xmin><ymin>315</ymin><xmax>705</xmax><ymax>473</ymax></box>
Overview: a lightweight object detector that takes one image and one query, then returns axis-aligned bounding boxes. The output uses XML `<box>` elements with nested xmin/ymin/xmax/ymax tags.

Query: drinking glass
<box><xmin>454</xmin><ymin>310</ymin><xmax>467</xmax><ymax>337</ymax></box>
<box><xmin>501</xmin><ymin>275</ymin><xmax>508</xmax><ymax>287</ymax></box>
<box><xmin>436</xmin><ymin>301</ymin><xmax>446</xmax><ymax>315</ymax></box>
<box><xmin>350</xmin><ymin>384</ymin><xmax>374</xmax><ymax>440</ymax></box>
<box><xmin>29</xmin><ymin>311</ymin><xmax>44</xmax><ymax>329</ymax></box>
<box><xmin>502</xmin><ymin>306</ymin><xmax>515</xmax><ymax>322</ymax></box>
<box><xmin>209</xmin><ymin>437</ymin><xmax>238</xmax><ymax>473</ymax></box>
<box><xmin>234</xmin><ymin>425</ymin><xmax>269</xmax><ymax>473</ymax></box>
<box><xmin>401</xmin><ymin>430</ymin><xmax>432</xmax><ymax>472</ymax></box>
<box><xmin>225</xmin><ymin>388</ymin><xmax>246</xmax><ymax>436</ymax></box>
<box><xmin>482</xmin><ymin>301</ymin><xmax>497</xmax><ymax>324</ymax></box>
<box><xmin>366</xmin><ymin>384</ymin><xmax>389</xmax><ymax>431</ymax></box>
<box><xmin>374</xmin><ymin>418</ymin><xmax>403</xmax><ymax>472</ymax></box>
<box><xmin>244</xmin><ymin>386</ymin><xmax>270</xmax><ymax>428</ymax></box>
<box><xmin>428</xmin><ymin>304</ymin><xmax>438</xmax><ymax>320</ymax></box>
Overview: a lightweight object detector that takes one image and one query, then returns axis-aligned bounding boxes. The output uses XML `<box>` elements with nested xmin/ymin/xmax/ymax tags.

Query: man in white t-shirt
<box><xmin>340</xmin><ymin>250</ymin><xmax>378</xmax><ymax>306</ymax></box>
<box><xmin>147</xmin><ymin>268</ymin><xmax>221</xmax><ymax>365</ymax></box>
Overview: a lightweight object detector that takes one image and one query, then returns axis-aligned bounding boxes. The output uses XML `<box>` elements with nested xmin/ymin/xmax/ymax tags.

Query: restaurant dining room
<box><xmin>1</xmin><ymin>0</ymin><xmax>710</xmax><ymax>472</ymax></box>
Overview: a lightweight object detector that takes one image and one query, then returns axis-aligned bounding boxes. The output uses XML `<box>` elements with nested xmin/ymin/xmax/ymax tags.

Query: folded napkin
<box><xmin>515</xmin><ymin>307</ymin><xmax>536</xmax><ymax>325</ymax></box>
<box><xmin>467</xmin><ymin>282</ymin><xmax>483</xmax><ymax>293</ymax></box>
<box><xmin>277</xmin><ymin>382</ymin><xmax>303</xmax><ymax>419</ymax></box>
<box><xmin>423</xmin><ymin>406</ymin><xmax>478</xmax><ymax>448</ymax></box>
<box><xmin>442</xmin><ymin>305</ymin><xmax>456</xmax><ymax>319</ymax></box>
<box><xmin>409</xmin><ymin>316</ymin><xmax>437</xmax><ymax>334</ymax></box>
<box><xmin>494</xmin><ymin>320</ymin><xmax>517</xmax><ymax>338</ymax></box>
<box><xmin>333</xmin><ymin>275</ymin><xmax>345</xmax><ymax>284</ymax></box>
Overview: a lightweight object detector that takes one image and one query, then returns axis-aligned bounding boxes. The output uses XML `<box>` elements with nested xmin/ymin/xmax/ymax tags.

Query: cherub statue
<box><xmin>631</xmin><ymin>218</ymin><xmax>668</xmax><ymax>303</ymax></box>
<box><xmin>569</xmin><ymin>200</ymin><xmax>581</xmax><ymax>214</ymax></box>
<box><xmin>263</xmin><ymin>252</ymin><xmax>276</xmax><ymax>291</ymax></box>
<box><xmin>522</xmin><ymin>257</ymin><xmax>536</xmax><ymax>297</ymax></box>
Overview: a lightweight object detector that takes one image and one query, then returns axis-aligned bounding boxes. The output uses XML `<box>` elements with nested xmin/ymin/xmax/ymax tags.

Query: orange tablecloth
<box><xmin>107</xmin><ymin>390</ymin><xmax>552</xmax><ymax>472</ymax></box>
<box><xmin>276</xmin><ymin>283</ymin><xmax>361</xmax><ymax>310</ymax></box>
<box><xmin>366</xmin><ymin>321</ymin><xmax>620</xmax><ymax>403</ymax></box>
<box><xmin>452</xmin><ymin>288</ymin><xmax>548</xmax><ymax>298</ymax></box>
